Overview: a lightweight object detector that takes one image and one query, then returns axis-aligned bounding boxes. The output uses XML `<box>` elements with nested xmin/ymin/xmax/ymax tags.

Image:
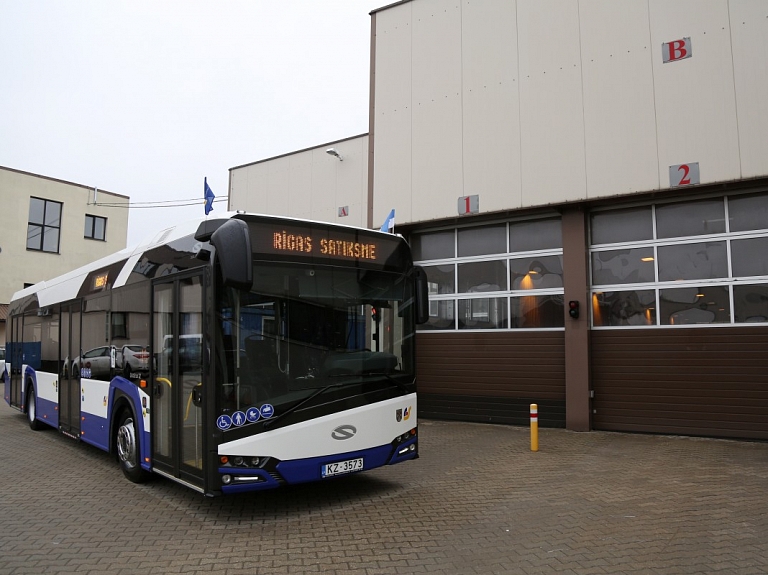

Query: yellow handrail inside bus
<box><xmin>184</xmin><ymin>383</ymin><xmax>202</xmax><ymax>421</ymax></box>
<box><xmin>155</xmin><ymin>377</ymin><xmax>201</xmax><ymax>421</ymax></box>
<box><xmin>156</xmin><ymin>377</ymin><xmax>172</xmax><ymax>388</ymax></box>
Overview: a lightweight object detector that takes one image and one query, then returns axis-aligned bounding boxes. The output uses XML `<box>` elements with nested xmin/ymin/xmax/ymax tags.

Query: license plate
<box><xmin>322</xmin><ymin>457</ymin><xmax>363</xmax><ymax>478</ymax></box>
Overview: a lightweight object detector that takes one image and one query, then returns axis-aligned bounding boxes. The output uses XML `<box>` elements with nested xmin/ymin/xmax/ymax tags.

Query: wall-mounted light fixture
<box><xmin>326</xmin><ymin>148</ymin><xmax>343</xmax><ymax>161</ymax></box>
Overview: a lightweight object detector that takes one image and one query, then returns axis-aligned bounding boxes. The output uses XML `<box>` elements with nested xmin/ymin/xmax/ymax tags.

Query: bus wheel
<box><xmin>27</xmin><ymin>385</ymin><xmax>44</xmax><ymax>431</ymax></box>
<box><xmin>116</xmin><ymin>411</ymin><xmax>150</xmax><ymax>483</ymax></box>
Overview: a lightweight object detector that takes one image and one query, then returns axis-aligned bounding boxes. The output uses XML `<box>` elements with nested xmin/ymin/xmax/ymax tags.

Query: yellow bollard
<box><xmin>530</xmin><ymin>403</ymin><xmax>539</xmax><ymax>452</ymax></box>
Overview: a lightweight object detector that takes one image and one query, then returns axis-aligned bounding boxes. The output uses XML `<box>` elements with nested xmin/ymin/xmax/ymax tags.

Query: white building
<box><xmin>0</xmin><ymin>166</ymin><xmax>129</xmax><ymax>344</ymax></box>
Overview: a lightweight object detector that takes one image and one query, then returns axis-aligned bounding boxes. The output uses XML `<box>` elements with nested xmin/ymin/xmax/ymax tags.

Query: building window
<box><xmin>413</xmin><ymin>217</ymin><xmax>564</xmax><ymax>331</ymax></box>
<box><xmin>590</xmin><ymin>191</ymin><xmax>768</xmax><ymax>328</ymax></box>
<box><xmin>27</xmin><ymin>197</ymin><xmax>62</xmax><ymax>253</ymax></box>
<box><xmin>85</xmin><ymin>215</ymin><xmax>107</xmax><ymax>241</ymax></box>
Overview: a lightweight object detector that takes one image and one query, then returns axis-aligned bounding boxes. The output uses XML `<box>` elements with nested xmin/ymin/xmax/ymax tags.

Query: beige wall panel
<box><xmin>229</xmin><ymin>168</ymin><xmax>249</xmax><ymax>211</ymax></box>
<box><xmin>649</xmin><ymin>0</ymin><xmax>740</xmax><ymax>186</ymax></box>
<box><xmin>372</xmin><ymin>4</ymin><xmax>413</xmax><ymax>227</ymax></box>
<box><xmin>410</xmin><ymin>0</ymin><xmax>463</xmax><ymax>221</ymax></box>
<box><xmin>461</xmin><ymin>0</ymin><xmax>522</xmax><ymax>212</ymax></box>
<box><xmin>517</xmin><ymin>1</ymin><xmax>587</xmax><ymax>206</ymax></box>
<box><xmin>243</xmin><ymin>164</ymin><xmax>268</xmax><ymax>213</ymax></box>
<box><xmin>287</xmin><ymin>154</ymin><xmax>313</xmax><ymax>220</ymax></box>
<box><xmin>580</xmin><ymin>0</ymin><xmax>660</xmax><ymax>198</ymax></box>
<box><xmin>333</xmin><ymin>137</ymin><xmax>367</xmax><ymax>228</ymax></box>
<box><xmin>310</xmin><ymin>149</ymin><xmax>337</xmax><ymax>216</ymax></box>
<box><xmin>373</xmin><ymin>108</ymin><xmax>413</xmax><ymax>227</ymax></box>
<box><xmin>730</xmin><ymin>0</ymin><xmax>768</xmax><ymax>179</ymax></box>
<box><xmin>266</xmin><ymin>157</ymin><xmax>291</xmax><ymax>216</ymax></box>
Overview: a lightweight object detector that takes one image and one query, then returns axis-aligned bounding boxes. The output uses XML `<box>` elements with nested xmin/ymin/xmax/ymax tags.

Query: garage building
<box><xmin>229</xmin><ymin>0</ymin><xmax>768</xmax><ymax>440</ymax></box>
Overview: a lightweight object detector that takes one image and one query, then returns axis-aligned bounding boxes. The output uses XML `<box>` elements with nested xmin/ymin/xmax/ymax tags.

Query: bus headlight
<box><xmin>220</xmin><ymin>455</ymin><xmax>270</xmax><ymax>468</ymax></box>
<box><xmin>221</xmin><ymin>474</ymin><xmax>232</xmax><ymax>485</ymax></box>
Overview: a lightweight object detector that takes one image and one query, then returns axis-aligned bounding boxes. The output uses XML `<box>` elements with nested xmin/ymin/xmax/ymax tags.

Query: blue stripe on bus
<box><xmin>387</xmin><ymin>436</ymin><xmax>418</xmax><ymax>465</ymax></box>
<box><xmin>277</xmin><ymin>444</ymin><xmax>394</xmax><ymax>484</ymax></box>
<box><xmin>80</xmin><ymin>412</ymin><xmax>109</xmax><ymax>451</ymax></box>
<box><xmin>219</xmin><ymin>468</ymin><xmax>282</xmax><ymax>494</ymax></box>
<box><xmin>220</xmin><ymin>441</ymin><xmax>419</xmax><ymax>494</ymax></box>
<box><xmin>36</xmin><ymin>395</ymin><xmax>59</xmax><ymax>429</ymax></box>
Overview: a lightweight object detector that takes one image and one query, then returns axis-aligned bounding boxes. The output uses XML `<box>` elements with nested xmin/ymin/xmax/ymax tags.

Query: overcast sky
<box><xmin>0</xmin><ymin>1</ymin><xmax>383</xmax><ymax>246</ymax></box>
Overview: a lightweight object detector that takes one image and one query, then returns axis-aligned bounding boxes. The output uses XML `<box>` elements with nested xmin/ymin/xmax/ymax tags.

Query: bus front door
<box><xmin>152</xmin><ymin>273</ymin><xmax>205</xmax><ymax>489</ymax></box>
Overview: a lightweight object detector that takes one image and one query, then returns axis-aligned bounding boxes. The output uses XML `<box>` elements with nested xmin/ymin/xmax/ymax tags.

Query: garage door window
<box><xmin>414</xmin><ymin>218</ymin><xmax>563</xmax><ymax>331</ymax></box>
<box><xmin>590</xmin><ymin>192</ymin><xmax>768</xmax><ymax>327</ymax></box>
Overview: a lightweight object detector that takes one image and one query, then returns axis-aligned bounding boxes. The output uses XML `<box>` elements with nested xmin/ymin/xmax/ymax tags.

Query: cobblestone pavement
<box><xmin>1</xmin><ymin>402</ymin><xmax>767</xmax><ymax>575</ymax></box>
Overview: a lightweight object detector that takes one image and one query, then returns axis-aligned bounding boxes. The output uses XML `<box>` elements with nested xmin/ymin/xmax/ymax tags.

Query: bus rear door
<box><xmin>59</xmin><ymin>301</ymin><xmax>82</xmax><ymax>438</ymax></box>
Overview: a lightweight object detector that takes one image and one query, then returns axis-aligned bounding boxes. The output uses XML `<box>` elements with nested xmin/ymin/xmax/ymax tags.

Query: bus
<box><xmin>3</xmin><ymin>213</ymin><xmax>428</xmax><ymax>496</ymax></box>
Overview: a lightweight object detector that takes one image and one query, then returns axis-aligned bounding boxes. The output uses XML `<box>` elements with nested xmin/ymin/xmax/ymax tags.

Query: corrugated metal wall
<box><xmin>591</xmin><ymin>328</ymin><xmax>768</xmax><ymax>440</ymax></box>
<box><xmin>416</xmin><ymin>332</ymin><xmax>566</xmax><ymax>426</ymax></box>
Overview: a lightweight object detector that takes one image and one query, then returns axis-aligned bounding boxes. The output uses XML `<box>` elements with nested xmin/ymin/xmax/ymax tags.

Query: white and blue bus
<box><xmin>4</xmin><ymin>213</ymin><xmax>428</xmax><ymax>496</ymax></box>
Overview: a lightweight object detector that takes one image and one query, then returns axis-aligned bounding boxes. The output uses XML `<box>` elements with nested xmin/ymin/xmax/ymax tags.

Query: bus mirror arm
<box><xmin>211</xmin><ymin>219</ymin><xmax>253</xmax><ymax>291</ymax></box>
<box><xmin>414</xmin><ymin>266</ymin><xmax>429</xmax><ymax>325</ymax></box>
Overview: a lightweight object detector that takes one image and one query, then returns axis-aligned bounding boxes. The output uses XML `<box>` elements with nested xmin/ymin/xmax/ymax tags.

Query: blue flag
<box><xmin>380</xmin><ymin>209</ymin><xmax>395</xmax><ymax>232</ymax></box>
<box><xmin>204</xmin><ymin>178</ymin><xmax>215</xmax><ymax>215</ymax></box>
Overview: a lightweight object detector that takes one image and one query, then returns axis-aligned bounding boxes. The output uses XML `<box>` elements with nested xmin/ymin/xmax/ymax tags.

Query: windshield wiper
<box><xmin>262</xmin><ymin>375</ymin><xmax>410</xmax><ymax>430</ymax></box>
<box><xmin>360</xmin><ymin>371</ymin><xmax>410</xmax><ymax>394</ymax></box>
<box><xmin>262</xmin><ymin>382</ymin><xmax>349</xmax><ymax>430</ymax></box>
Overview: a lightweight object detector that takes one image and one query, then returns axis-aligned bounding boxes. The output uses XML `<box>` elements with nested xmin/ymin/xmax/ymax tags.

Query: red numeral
<box><xmin>678</xmin><ymin>164</ymin><xmax>691</xmax><ymax>185</ymax></box>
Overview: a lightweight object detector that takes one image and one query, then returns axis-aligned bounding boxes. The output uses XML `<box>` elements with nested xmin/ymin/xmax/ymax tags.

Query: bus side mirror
<box><xmin>414</xmin><ymin>266</ymin><xmax>429</xmax><ymax>325</ymax></box>
<box><xmin>211</xmin><ymin>219</ymin><xmax>253</xmax><ymax>291</ymax></box>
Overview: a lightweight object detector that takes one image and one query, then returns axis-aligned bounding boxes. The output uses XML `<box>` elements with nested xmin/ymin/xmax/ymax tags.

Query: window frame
<box><xmin>84</xmin><ymin>214</ymin><xmax>107</xmax><ymax>241</ymax></box>
<box><xmin>27</xmin><ymin>197</ymin><xmax>63</xmax><ymax>254</ymax></box>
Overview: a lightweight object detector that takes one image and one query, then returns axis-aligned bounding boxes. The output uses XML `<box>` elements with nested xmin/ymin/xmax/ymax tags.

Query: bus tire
<box><xmin>116</xmin><ymin>410</ymin><xmax>150</xmax><ymax>483</ymax></box>
<box><xmin>27</xmin><ymin>385</ymin><xmax>45</xmax><ymax>431</ymax></box>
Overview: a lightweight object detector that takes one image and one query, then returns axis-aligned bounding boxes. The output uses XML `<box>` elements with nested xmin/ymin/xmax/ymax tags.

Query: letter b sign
<box><xmin>662</xmin><ymin>38</ymin><xmax>692</xmax><ymax>63</ymax></box>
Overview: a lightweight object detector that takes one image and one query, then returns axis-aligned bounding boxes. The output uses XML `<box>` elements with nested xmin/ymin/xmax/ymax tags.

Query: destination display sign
<box><xmin>247</xmin><ymin>221</ymin><xmax>404</xmax><ymax>269</ymax></box>
<box><xmin>92</xmin><ymin>272</ymin><xmax>109</xmax><ymax>290</ymax></box>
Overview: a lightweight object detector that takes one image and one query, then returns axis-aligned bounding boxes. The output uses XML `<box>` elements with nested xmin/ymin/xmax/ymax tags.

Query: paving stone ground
<box><xmin>1</xmin><ymin>402</ymin><xmax>767</xmax><ymax>575</ymax></box>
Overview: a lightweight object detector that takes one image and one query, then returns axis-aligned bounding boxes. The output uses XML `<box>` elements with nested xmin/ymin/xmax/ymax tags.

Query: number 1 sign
<box><xmin>458</xmin><ymin>195</ymin><xmax>479</xmax><ymax>215</ymax></box>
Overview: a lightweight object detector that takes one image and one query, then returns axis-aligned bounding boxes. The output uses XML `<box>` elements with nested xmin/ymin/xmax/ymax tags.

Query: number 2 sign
<box><xmin>669</xmin><ymin>162</ymin><xmax>700</xmax><ymax>187</ymax></box>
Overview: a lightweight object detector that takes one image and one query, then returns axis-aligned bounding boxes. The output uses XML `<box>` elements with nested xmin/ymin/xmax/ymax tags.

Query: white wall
<box><xmin>228</xmin><ymin>135</ymin><xmax>370</xmax><ymax>228</ymax></box>
<box><xmin>372</xmin><ymin>0</ymin><xmax>768</xmax><ymax>226</ymax></box>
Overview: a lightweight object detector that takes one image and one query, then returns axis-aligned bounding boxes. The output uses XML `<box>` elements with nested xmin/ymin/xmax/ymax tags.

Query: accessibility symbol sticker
<box><xmin>217</xmin><ymin>415</ymin><xmax>232</xmax><ymax>430</ymax></box>
<box><xmin>232</xmin><ymin>411</ymin><xmax>246</xmax><ymax>427</ymax></box>
<box><xmin>246</xmin><ymin>407</ymin><xmax>261</xmax><ymax>422</ymax></box>
<box><xmin>260</xmin><ymin>404</ymin><xmax>275</xmax><ymax>419</ymax></box>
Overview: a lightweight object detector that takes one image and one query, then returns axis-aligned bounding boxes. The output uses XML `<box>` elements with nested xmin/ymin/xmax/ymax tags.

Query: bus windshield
<box><xmin>215</xmin><ymin>263</ymin><xmax>416</xmax><ymax>422</ymax></box>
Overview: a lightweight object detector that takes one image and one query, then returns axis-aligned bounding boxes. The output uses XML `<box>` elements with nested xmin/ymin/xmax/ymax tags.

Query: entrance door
<box><xmin>9</xmin><ymin>315</ymin><xmax>23</xmax><ymax>408</ymax></box>
<box><xmin>59</xmin><ymin>302</ymin><xmax>81</xmax><ymax>437</ymax></box>
<box><xmin>152</xmin><ymin>273</ymin><xmax>205</xmax><ymax>487</ymax></box>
